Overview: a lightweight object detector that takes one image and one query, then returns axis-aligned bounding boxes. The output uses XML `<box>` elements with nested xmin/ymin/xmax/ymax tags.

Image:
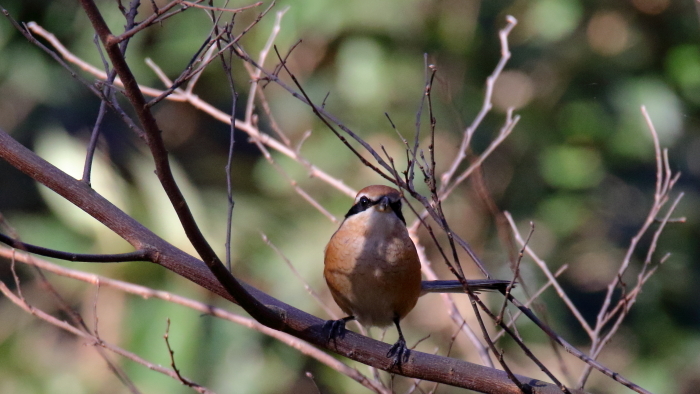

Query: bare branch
<box><xmin>261</xmin><ymin>233</ymin><xmax>338</xmax><ymax>318</ymax></box>
<box><xmin>180</xmin><ymin>1</ymin><xmax>263</xmax><ymax>12</ymax></box>
<box><xmin>493</xmin><ymin>264</ymin><xmax>568</xmax><ymax>342</ymax></box>
<box><xmin>26</xmin><ymin>21</ymin><xmax>357</xmax><ymax>198</ymax></box>
<box><xmin>440</xmin><ymin>15</ymin><xmax>517</xmax><ymax>187</ymax></box>
<box><xmin>506</xmin><ymin>294</ymin><xmax>652</xmax><ymax>394</ymax></box>
<box><xmin>496</xmin><ymin>221</ymin><xmax>533</xmax><ymax>324</ymax></box>
<box><xmin>245</xmin><ymin>7</ymin><xmax>289</xmax><ymax>126</ymax></box>
<box><xmin>577</xmin><ymin>106</ymin><xmax>683</xmax><ymax>389</ymax></box>
<box><xmin>0</xmin><ymin>281</ymin><xmax>215</xmax><ymax>394</ymax></box>
<box><xmin>505</xmin><ymin>212</ymin><xmax>594</xmax><ymax>338</ymax></box>
<box><xmin>0</xmin><ymin>232</ymin><xmax>151</xmax><ymax>262</ymax></box>
<box><xmin>409</xmin><ymin>228</ymin><xmax>494</xmax><ymax>367</ymax></box>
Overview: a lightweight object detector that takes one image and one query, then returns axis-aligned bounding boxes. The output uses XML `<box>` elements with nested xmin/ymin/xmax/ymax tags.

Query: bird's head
<box><xmin>344</xmin><ymin>185</ymin><xmax>406</xmax><ymax>225</ymax></box>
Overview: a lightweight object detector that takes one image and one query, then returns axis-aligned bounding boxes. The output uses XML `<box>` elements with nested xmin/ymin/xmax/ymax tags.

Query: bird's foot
<box><xmin>323</xmin><ymin>316</ymin><xmax>354</xmax><ymax>342</ymax></box>
<box><xmin>387</xmin><ymin>336</ymin><xmax>410</xmax><ymax>367</ymax></box>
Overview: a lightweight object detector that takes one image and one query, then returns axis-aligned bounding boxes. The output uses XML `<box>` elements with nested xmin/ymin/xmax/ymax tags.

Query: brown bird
<box><xmin>323</xmin><ymin>185</ymin><xmax>510</xmax><ymax>366</ymax></box>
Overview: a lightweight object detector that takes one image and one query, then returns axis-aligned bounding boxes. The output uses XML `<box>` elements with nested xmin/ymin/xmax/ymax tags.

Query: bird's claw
<box><xmin>387</xmin><ymin>337</ymin><xmax>410</xmax><ymax>367</ymax></box>
<box><xmin>323</xmin><ymin>319</ymin><xmax>348</xmax><ymax>341</ymax></box>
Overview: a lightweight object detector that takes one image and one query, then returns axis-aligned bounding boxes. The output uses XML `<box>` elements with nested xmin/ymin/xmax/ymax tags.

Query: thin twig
<box><xmin>214</xmin><ymin>11</ymin><xmax>239</xmax><ymax>272</ymax></box>
<box><xmin>504</xmin><ymin>212</ymin><xmax>594</xmax><ymax>338</ymax></box>
<box><xmin>440</xmin><ymin>15</ymin><xmax>517</xmax><ymax>187</ymax></box>
<box><xmin>244</xmin><ymin>7</ymin><xmax>289</xmax><ymax>127</ymax></box>
<box><xmin>164</xmin><ymin>318</ymin><xmax>192</xmax><ymax>387</ymax></box>
<box><xmin>0</xmin><ymin>281</ymin><xmax>215</xmax><ymax>394</ymax></box>
<box><xmin>577</xmin><ymin>106</ymin><xmax>682</xmax><ymax>389</ymax></box>
<box><xmin>409</xmin><ymin>228</ymin><xmax>494</xmax><ymax>367</ymax></box>
<box><xmin>248</xmin><ymin>126</ymin><xmax>339</xmax><ymax>222</ymax></box>
<box><xmin>507</xmin><ymin>293</ymin><xmax>652</xmax><ymax>394</ymax></box>
<box><xmin>386</xmin><ymin>153</ymin><xmax>536</xmax><ymax>393</ymax></box>
<box><xmin>493</xmin><ymin>264</ymin><xmax>568</xmax><ymax>341</ymax></box>
<box><xmin>0</xmin><ymin>233</ymin><xmax>151</xmax><ymax>262</ymax></box>
<box><xmin>181</xmin><ymin>1</ymin><xmax>262</xmax><ymax>12</ymax></box>
<box><xmin>497</xmin><ymin>222</ymin><xmax>533</xmax><ymax>324</ymax></box>
<box><xmin>83</xmin><ymin>0</ymin><xmax>141</xmax><ymax>183</ymax></box>
<box><xmin>145</xmin><ymin>2</ymin><xmax>276</xmax><ymax>108</ymax></box>
<box><xmin>27</xmin><ymin>21</ymin><xmax>356</xmax><ymax>197</ymax></box>
<box><xmin>273</xmin><ymin>45</ymin><xmax>394</xmax><ymax>183</ymax></box>
<box><xmin>0</xmin><ymin>229</ymin><xmax>142</xmax><ymax>393</ymax></box>
<box><xmin>260</xmin><ymin>233</ymin><xmax>338</xmax><ymax>318</ymax></box>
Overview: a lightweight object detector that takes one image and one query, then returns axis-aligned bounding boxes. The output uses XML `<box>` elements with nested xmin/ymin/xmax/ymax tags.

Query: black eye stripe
<box><xmin>344</xmin><ymin>196</ymin><xmax>406</xmax><ymax>225</ymax></box>
<box><xmin>345</xmin><ymin>196</ymin><xmax>376</xmax><ymax>218</ymax></box>
<box><xmin>390</xmin><ymin>201</ymin><xmax>406</xmax><ymax>224</ymax></box>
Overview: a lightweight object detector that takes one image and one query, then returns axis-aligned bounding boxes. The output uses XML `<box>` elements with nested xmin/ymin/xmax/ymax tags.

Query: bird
<box><xmin>323</xmin><ymin>185</ymin><xmax>512</xmax><ymax>366</ymax></box>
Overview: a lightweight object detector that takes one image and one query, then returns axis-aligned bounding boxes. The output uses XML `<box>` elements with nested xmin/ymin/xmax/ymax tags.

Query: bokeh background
<box><xmin>0</xmin><ymin>0</ymin><xmax>699</xmax><ymax>393</ymax></box>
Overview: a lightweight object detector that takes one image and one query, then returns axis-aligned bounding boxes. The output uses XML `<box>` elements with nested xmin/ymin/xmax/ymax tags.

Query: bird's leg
<box><xmin>323</xmin><ymin>315</ymin><xmax>355</xmax><ymax>341</ymax></box>
<box><xmin>387</xmin><ymin>316</ymin><xmax>410</xmax><ymax>367</ymax></box>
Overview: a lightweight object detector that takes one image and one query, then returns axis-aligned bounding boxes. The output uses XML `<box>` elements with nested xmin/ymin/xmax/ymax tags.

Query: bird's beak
<box><xmin>377</xmin><ymin>196</ymin><xmax>391</xmax><ymax>212</ymax></box>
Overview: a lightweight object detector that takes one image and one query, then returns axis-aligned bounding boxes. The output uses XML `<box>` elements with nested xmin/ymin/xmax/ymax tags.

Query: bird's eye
<box><xmin>359</xmin><ymin>196</ymin><xmax>371</xmax><ymax>207</ymax></box>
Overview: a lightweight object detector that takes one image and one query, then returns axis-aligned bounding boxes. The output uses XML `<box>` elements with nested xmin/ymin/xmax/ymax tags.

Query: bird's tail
<box><xmin>420</xmin><ymin>279</ymin><xmax>513</xmax><ymax>295</ymax></box>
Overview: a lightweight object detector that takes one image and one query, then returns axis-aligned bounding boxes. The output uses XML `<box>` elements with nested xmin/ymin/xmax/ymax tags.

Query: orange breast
<box><xmin>324</xmin><ymin>216</ymin><xmax>422</xmax><ymax>327</ymax></box>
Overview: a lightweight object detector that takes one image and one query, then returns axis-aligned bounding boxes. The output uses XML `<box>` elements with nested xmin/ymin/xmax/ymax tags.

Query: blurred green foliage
<box><xmin>0</xmin><ymin>0</ymin><xmax>699</xmax><ymax>393</ymax></box>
